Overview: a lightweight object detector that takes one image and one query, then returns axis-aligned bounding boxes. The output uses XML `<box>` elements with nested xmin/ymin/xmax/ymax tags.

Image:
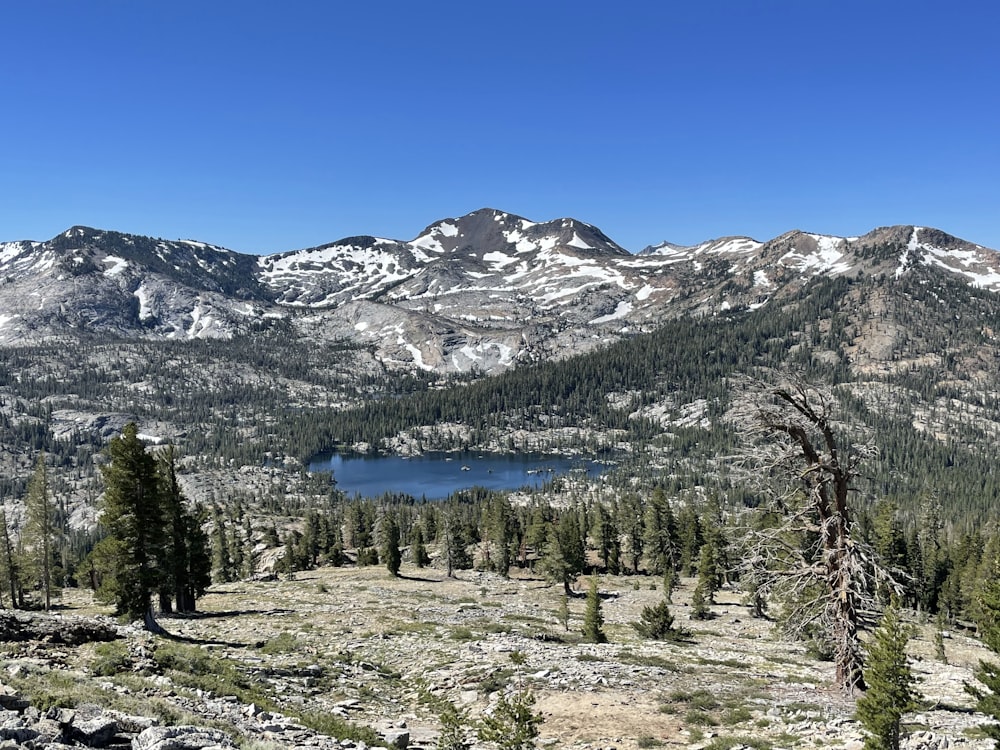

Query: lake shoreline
<box><xmin>308</xmin><ymin>450</ymin><xmax>612</xmax><ymax>500</ymax></box>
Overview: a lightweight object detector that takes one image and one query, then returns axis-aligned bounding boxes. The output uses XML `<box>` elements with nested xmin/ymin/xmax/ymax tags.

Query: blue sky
<box><xmin>2</xmin><ymin>2</ymin><xmax>998</xmax><ymax>253</ymax></box>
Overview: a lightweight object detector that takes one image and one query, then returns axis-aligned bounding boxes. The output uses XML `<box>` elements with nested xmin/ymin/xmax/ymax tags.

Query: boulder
<box><xmin>381</xmin><ymin>728</ymin><xmax>409</xmax><ymax>749</ymax></box>
<box><xmin>132</xmin><ymin>725</ymin><xmax>236</xmax><ymax>750</ymax></box>
<box><xmin>0</xmin><ymin>611</ymin><xmax>120</xmax><ymax>645</ymax></box>
<box><xmin>71</xmin><ymin>716</ymin><xmax>120</xmax><ymax>747</ymax></box>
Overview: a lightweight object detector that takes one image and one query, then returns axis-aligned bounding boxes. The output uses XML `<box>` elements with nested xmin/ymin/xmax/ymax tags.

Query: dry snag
<box><xmin>735</xmin><ymin>374</ymin><xmax>886</xmax><ymax>694</ymax></box>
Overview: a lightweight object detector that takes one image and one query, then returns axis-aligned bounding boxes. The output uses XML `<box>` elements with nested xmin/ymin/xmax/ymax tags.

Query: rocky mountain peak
<box><xmin>408</xmin><ymin>209</ymin><xmax>629</xmax><ymax>261</ymax></box>
<box><xmin>3</xmin><ymin>211</ymin><xmax>1000</xmax><ymax>373</ymax></box>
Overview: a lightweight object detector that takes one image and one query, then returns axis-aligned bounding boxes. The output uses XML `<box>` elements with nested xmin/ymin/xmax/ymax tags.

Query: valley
<box><xmin>4</xmin><ymin>209</ymin><xmax>1000</xmax><ymax>748</ymax></box>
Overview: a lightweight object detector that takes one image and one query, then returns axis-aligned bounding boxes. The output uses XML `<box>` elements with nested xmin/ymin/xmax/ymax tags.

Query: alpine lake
<box><xmin>308</xmin><ymin>451</ymin><xmax>609</xmax><ymax>500</ymax></box>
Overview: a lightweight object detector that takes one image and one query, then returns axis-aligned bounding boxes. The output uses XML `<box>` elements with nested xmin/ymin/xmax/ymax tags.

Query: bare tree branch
<box><xmin>729</xmin><ymin>370</ymin><xmax>894</xmax><ymax>695</ymax></box>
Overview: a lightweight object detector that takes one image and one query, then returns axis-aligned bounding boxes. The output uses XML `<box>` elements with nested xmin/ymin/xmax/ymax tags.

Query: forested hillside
<box><xmin>2</xmin><ymin>256</ymin><xmax>998</xmax><ymax>535</ymax></box>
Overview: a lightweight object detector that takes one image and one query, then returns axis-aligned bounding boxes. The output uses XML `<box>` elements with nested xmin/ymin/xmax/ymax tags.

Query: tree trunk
<box><xmin>143</xmin><ymin>606</ymin><xmax>168</xmax><ymax>635</ymax></box>
<box><xmin>829</xmin><ymin>526</ymin><xmax>865</xmax><ymax>693</ymax></box>
<box><xmin>772</xmin><ymin>384</ymin><xmax>868</xmax><ymax>695</ymax></box>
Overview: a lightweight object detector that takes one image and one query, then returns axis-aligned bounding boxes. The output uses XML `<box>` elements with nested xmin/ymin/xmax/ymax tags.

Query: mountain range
<box><xmin>2</xmin><ymin>208</ymin><xmax>999</xmax><ymax>375</ymax></box>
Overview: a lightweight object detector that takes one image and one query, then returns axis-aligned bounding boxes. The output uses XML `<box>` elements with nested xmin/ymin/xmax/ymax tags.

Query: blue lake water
<box><xmin>308</xmin><ymin>452</ymin><xmax>607</xmax><ymax>500</ymax></box>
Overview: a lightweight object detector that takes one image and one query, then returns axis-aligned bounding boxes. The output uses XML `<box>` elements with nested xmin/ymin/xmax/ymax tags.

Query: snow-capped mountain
<box><xmin>0</xmin><ymin>226</ymin><xmax>272</xmax><ymax>343</ymax></box>
<box><xmin>256</xmin><ymin>209</ymin><xmax>629</xmax><ymax>308</ymax></box>
<box><xmin>2</xmin><ymin>210</ymin><xmax>999</xmax><ymax>373</ymax></box>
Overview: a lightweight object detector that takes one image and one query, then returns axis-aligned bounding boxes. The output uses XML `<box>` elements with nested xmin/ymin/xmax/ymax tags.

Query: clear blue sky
<box><xmin>3</xmin><ymin>2</ymin><xmax>998</xmax><ymax>253</ymax></box>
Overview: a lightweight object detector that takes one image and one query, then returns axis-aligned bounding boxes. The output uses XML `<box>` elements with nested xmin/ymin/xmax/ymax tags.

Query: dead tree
<box><xmin>734</xmin><ymin>374</ymin><xmax>889</xmax><ymax>695</ymax></box>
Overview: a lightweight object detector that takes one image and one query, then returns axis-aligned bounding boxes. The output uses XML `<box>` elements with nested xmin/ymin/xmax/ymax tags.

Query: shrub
<box><xmin>91</xmin><ymin>641</ymin><xmax>131</xmax><ymax>677</ymax></box>
<box><xmin>632</xmin><ymin>599</ymin><xmax>689</xmax><ymax>641</ymax></box>
<box><xmin>260</xmin><ymin>631</ymin><xmax>301</xmax><ymax>654</ymax></box>
<box><xmin>477</xmin><ymin>688</ymin><xmax>540</xmax><ymax>750</ymax></box>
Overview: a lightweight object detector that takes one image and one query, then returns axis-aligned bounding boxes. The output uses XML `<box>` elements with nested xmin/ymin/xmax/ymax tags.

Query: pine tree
<box><xmin>281</xmin><ymin>532</ymin><xmax>297</xmax><ymax>579</ymax></box>
<box><xmin>100</xmin><ymin>423</ymin><xmax>166</xmax><ymax>626</ymax></box>
<box><xmin>856</xmin><ymin>601</ymin><xmax>915</xmax><ymax>750</ymax></box>
<box><xmin>690</xmin><ymin>581</ymin><xmax>712</xmax><ymax>620</ymax></box>
<box><xmin>617</xmin><ymin>494</ymin><xmax>645</xmax><ymax>574</ymax></box>
<box><xmin>872</xmin><ymin>500</ymin><xmax>908</xmax><ymax>580</ymax></box>
<box><xmin>540</xmin><ymin>511</ymin><xmax>585</xmax><ymax>596</ymax></box>
<box><xmin>442</xmin><ymin>506</ymin><xmax>471</xmax><ymax>577</ymax></box>
<box><xmin>932</xmin><ymin>610</ymin><xmax>948</xmax><ymax>664</ymax></box>
<box><xmin>436</xmin><ymin>698</ymin><xmax>471</xmax><ymax>750</ymax></box>
<box><xmin>382</xmin><ymin>511</ymin><xmax>402</xmax><ymax>577</ymax></box>
<box><xmin>411</xmin><ymin>525</ymin><xmax>430</xmax><ymax>568</ymax></box>
<box><xmin>557</xmin><ymin>590</ymin><xmax>570</xmax><ymax>631</ymax></box>
<box><xmin>915</xmin><ymin>499</ymin><xmax>947</xmax><ymax>613</ymax></box>
<box><xmin>211</xmin><ymin>506</ymin><xmax>233</xmax><ymax>583</ymax></box>
<box><xmin>241</xmin><ymin>515</ymin><xmax>256</xmax><ymax>578</ymax></box>
<box><xmin>695</xmin><ymin>538</ymin><xmax>721</xmax><ymax>604</ymax></box>
<box><xmin>477</xmin><ymin>688</ymin><xmax>540</xmax><ymax>750</ymax></box>
<box><xmin>643</xmin><ymin>488</ymin><xmax>677</xmax><ymax>575</ymax></box>
<box><xmin>592</xmin><ymin>504</ymin><xmax>618</xmax><ymax>574</ymax></box>
<box><xmin>582</xmin><ymin>575</ymin><xmax>607</xmax><ymax>643</ymax></box>
<box><xmin>633</xmin><ymin>597</ymin><xmax>686</xmax><ymax>641</ymax></box>
<box><xmin>158</xmin><ymin>447</ymin><xmax>187</xmax><ymax>613</ymax></box>
<box><xmin>184</xmin><ymin>503</ymin><xmax>212</xmax><ymax>609</ymax></box>
<box><xmin>484</xmin><ymin>496</ymin><xmax>516</xmax><ymax>577</ymax></box>
<box><xmin>157</xmin><ymin>448</ymin><xmax>211</xmax><ymax>613</ymax></box>
<box><xmin>677</xmin><ymin>504</ymin><xmax>703</xmax><ymax>577</ymax></box>
<box><xmin>662</xmin><ymin>563</ymin><xmax>677</xmax><ymax>603</ymax></box>
<box><xmin>0</xmin><ymin>507</ymin><xmax>17</xmax><ymax>608</ymax></box>
<box><xmin>967</xmin><ymin>556</ymin><xmax>1000</xmax><ymax>747</ymax></box>
<box><xmin>24</xmin><ymin>454</ymin><xmax>57</xmax><ymax>610</ymax></box>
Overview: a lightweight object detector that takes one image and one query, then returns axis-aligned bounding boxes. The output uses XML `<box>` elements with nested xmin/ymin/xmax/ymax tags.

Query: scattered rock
<box><xmin>71</xmin><ymin>716</ymin><xmax>119</xmax><ymax>747</ymax></box>
<box><xmin>133</xmin><ymin>725</ymin><xmax>236</xmax><ymax>750</ymax></box>
<box><xmin>381</xmin><ymin>728</ymin><xmax>410</xmax><ymax>749</ymax></box>
<box><xmin>0</xmin><ymin>611</ymin><xmax>121</xmax><ymax>645</ymax></box>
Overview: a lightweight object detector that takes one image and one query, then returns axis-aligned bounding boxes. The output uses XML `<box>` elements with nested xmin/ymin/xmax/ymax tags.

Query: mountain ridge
<box><xmin>3</xmin><ymin>209</ymin><xmax>1000</xmax><ymax>374</ymax></box>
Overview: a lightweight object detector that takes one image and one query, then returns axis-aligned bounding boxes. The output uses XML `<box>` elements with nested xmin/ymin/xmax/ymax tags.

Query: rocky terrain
<box><xmin>1</xmin><ymin>564</ymin><xmax>994</xmax><ymax>749</ymax></box>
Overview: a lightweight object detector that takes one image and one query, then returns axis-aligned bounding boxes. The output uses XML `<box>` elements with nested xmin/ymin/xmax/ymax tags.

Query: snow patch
<box><xmin>590</xmin><ymin>300</ymin><xmax>633</xmax><ymax>324</ymax></box>
<box><xmin>102</xmin><ymin>255</ymin><xmax>129</xmax><ymax>277</ymax></box>
<box><xmin>410</xmin><ymin>233</ymin><xmax>445</xmax><ymax>258</ymax></box>
<box><xmin>134</xmin><ymin>284</ymin><xmax>154</xmax><ymax>321</ymax></box>
<box><xmin>483</xmin><ymin>251</ymin><xmax>519</xmax><ymax>270</ymax></box>
<box><xmin>780</xmin><ymin>235</ymin><xmax>851</xmax><ymax>276</ymax></box>
<box><xmin>923</xmin><ymin>245</ymin><xmax>1000</xmax><ymax>288</ymax></box>
<box><xmin>0</xmin><ymin>242</ymin><xmax>33</xmax><ymax>265</ymax></box>
<box><xmin>400</xmin><ymin>338</ymin><xmax>434</xmax><ymax>371</ymax></box>
<box><xmin>896</xmin><ymin>227</ymin><xmax>921</xmax><ymax>279</ymax></box>
<box><xmin>567</xmin><ymin>232</ymin><xmax>593</xmax><ymax>250</ymax></box>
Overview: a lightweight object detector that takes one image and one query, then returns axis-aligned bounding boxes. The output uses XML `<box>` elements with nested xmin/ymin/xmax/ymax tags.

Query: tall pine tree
<box><xmin>157</xmin><ymin>447</ymin><xmax>211</xmax><ymax>612</ymax></box>
<box><xmin>381</xmin><ymin>511</ymin><xmax>402</xmax><ymax>577</ymax></box>
<box><xmin>856</xmin><ymin>600</ymin><xmax>915</xmax><ymax>750</ymax></box>
<box><xmin>0</xmin><ymin>507</ymin><xmax>18</xmax><ymax>608</ymax></box>
<box><xmin>967</xmin><ymin>556</ymin><xmax>1000</xmax><ymax>748</ymax></box>
<box><xmin>24</xmin><ymin>454</ymin><xmax>58</xmax><ymax>610</ymax></box>
<box><xmin>582</xmin><ymin>575</ymin><xmax>607</xmax><ymax>643</ymax></box>
<box><xmin>100</xmin><ymin>423</ymin><xmax>166</xmax><ymax>626</ymax></box>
